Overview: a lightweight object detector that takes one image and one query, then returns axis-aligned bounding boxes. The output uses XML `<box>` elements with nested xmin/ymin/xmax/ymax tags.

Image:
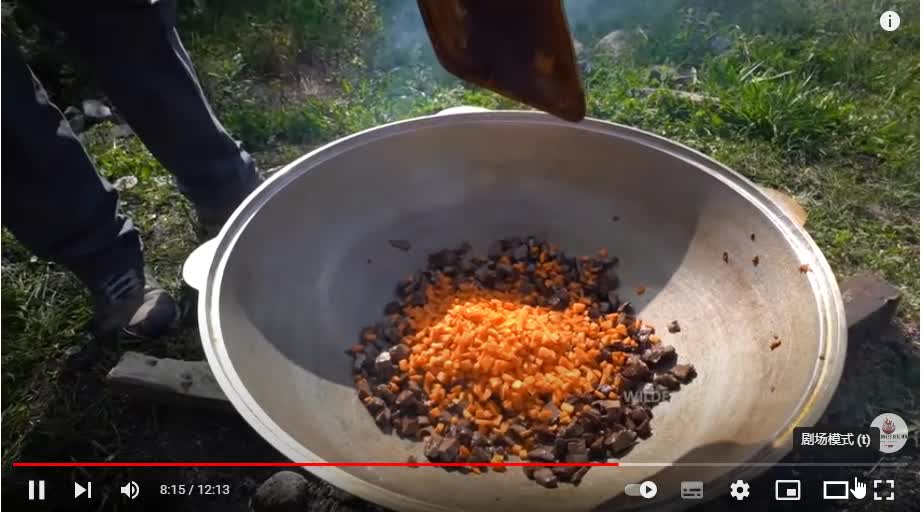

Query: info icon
<box><xmin>880</xmin><ymin>11</ymin><xmax>900</xmax><ymax>31</ymax></box>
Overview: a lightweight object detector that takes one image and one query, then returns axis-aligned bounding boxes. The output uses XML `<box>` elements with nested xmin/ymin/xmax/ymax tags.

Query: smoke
<box><xmin>371</xmin><ymin>0</ymin><xmax>688</xmax><ymax>69</ymax></box>
<box><xmin>373</xmin><ymin>0</ymin><xmax>437</xmax><ymax>70</ymax></box>
<box><xmin>563</xmin><ymin>0</ymin><xmax>687</xmax><ymax>41</ymax></box>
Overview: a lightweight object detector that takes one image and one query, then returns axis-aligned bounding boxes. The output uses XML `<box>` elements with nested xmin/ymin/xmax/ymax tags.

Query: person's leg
<box><xmin>60</xmin><ymin>0</ymin><xmax>259</xmax><ymax>235</ymax></box>
<box><xmin>1</xmin><ymin>39</ymin><xmax>178</xmax><ymax>339</ymax></box>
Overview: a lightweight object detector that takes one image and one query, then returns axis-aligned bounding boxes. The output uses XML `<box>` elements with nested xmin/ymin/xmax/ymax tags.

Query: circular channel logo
<box><xmin>870</xmin><ymin>413</ymin><xmax>909</xmax><ymax>453</ymax></box>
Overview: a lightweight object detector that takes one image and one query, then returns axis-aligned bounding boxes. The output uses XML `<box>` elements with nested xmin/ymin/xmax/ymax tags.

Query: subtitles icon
<box><xmin>680</xmin><ymin>481</ymin><xmax>703</xmax><ymax>500</ymax></box>
<box><xmin>775</xmin><ymin>480</ymin><xmax>801</xmax><ymax>501</ymax></box>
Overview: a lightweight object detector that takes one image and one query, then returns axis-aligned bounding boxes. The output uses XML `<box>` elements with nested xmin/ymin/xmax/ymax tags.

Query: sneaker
<box><xmin>91</xmin><ymin>268</ymin><xmax>180</xmax><ymax>340</ymax></box>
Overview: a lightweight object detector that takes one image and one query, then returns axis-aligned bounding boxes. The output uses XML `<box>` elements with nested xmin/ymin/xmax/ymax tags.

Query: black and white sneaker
<box><xmin>91</xmin><ymin>268</ymin><xmax>180</xmax><ymax>340</ymax></box>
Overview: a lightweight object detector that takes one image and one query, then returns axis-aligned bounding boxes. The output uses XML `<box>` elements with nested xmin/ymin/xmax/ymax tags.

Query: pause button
<box><xmin>28</xmin><ymin>480</ymin><xmax>46</xmax><ymax>500</ymax></box>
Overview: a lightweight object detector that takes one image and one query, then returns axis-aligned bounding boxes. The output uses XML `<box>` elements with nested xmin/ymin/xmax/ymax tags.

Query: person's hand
<box><xmin>850</xmin><ymin>478</ymin><xmax>867</xmax><ymax>499</ymax></box>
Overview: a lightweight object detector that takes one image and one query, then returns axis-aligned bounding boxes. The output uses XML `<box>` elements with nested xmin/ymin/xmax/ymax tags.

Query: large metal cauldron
<box><xmin>183</xmin><ymin>110</ymin><xmax>846</xmax><ymax>511</ymax></box>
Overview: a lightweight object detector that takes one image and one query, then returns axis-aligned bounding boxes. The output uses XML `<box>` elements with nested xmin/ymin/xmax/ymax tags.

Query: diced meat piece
<box><xmin>354</xmin><ymin>378</ymin><xmax>372</xmax><ymax>400</ymax></box>
<box><xmin>363</xmin><ymin>396</ymin><xmax>386</xmax><ymax>414</ymax></box>
<box><xmin>435</xmin><ymin>437</ymin><xmax>461</xmax><ymax>462</ymax></box>
<box><xmin>621</xmin><ymin>356</ymin><xmax>651</xmax><ymax>380</ymax></box>
<box><xmin>571</xmin><ymin>466</ymin><xmax>591</xmax><ymax>486</ymax></box>
<box><xmin>653</xmin><ymin>372</ymin><xmax>681</xmax><ymax>390</ymax></box>
<box><xmin>388</xmin><ymin>344</ymin><xmax>411</xmax><ymax>362</ymax></box>
<box><xmin>533</xmin><ymin>468</ymin><xmax>558</xmax><ymax>489</ymax></box>
<box><xmin>374</xmin><ymin>384</ymin><xmax>395</xmax><ymax>404</ymax></box>
<box><xmin>374</xmin><ymin>351</ymin><xmax>396</xmax><ymax>378</ymax></box>
<box><xmin>605</xmin><ymin>429</ymin><xmax>637</xmax><ymax>455</ymax></box>
<box><xmin>398</xmin><ymin>416</ymin><xmax>420</xmax><ymax>437</ymax></box>
<box><xmin>671</xmin><ymin>364</ymin><xmax>697</xmax><ymax>383</ymax></box>
<box><xmin>552</xmin><ymin>466</ymin><xmax>580</xmax><ymax>481</ymax></box>
<box><xmin>527</xmin><ymin>447</ymin><xmax>556</xmax><ymax>462</ymax></box>
<box><xmin>641</xmin><ymin>345</ymin><xmax>676</xmax><ymax>366</ymax></box>
<box><xmin>428</xmin><ymin>249</ymin><xmax>460</xmax><ymax>268</ymax></box>
<box><xmin>395</xmin><ymin>390</ymin><xmax>418</xmax><ymax>410</ymax></box>
<box><xmin>424</xmin><ymin>435</ymin><xmax>443</xmax><ymax>461</ymax></box>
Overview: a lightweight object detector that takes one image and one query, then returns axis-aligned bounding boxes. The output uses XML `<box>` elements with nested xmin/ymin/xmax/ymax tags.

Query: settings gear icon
<box><xmin>729</xmin><ymin>480</ymin><xmax>750</xmax><ymax>500</ymax></box>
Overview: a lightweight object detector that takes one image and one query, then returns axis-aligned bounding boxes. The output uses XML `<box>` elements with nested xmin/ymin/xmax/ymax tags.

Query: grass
<box><xmin>2</xmin><ymin>0</ymin><xmax>918</xmax><ymax>504</ymax></box>
<box><xmin>196</xmin><ymin>1</ymin><xmax>920</xmax><ymax>317</ymax></box>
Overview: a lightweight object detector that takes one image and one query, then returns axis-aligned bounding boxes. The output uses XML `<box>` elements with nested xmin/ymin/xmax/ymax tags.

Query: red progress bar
<box><xmin>14</xmin><ymin>462</ymin><xmax>620</xmax><ymax>468</ymax></box>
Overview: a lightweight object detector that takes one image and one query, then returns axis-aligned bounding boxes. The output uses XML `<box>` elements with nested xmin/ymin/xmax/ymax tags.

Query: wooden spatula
<box><xmin>417</xmin><ymin>0</ymin><xmax>586</xmax><ymax>122</ymax></box>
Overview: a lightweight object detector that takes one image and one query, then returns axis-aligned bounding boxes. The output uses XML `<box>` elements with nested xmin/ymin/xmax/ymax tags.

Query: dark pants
<box><xmin>2</xmin><ymin>1</ymin><xmax>257</xmax><ymax>289</ymax></box>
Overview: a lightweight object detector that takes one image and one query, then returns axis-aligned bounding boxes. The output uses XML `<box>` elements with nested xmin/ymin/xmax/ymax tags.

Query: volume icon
<box><xmin>120</xmin><ymin>481</ymin><xmax>140</xmax><ymax>499</ymax></box>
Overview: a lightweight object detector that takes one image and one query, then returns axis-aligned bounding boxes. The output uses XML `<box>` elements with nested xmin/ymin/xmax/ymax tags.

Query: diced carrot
<box><xmin>368</xmin><ymin>245</ymin><xmax>669</xmax><ymax>460</ymax></box>
<box><xmin>490</xmin><ymin>454</ymin><xmax>506</xmax><ymax>472</ymax></box>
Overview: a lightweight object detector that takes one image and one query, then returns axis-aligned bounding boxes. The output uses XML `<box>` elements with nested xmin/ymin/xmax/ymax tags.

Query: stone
<box><xmin>595</xmin><ymin>30</ymin><xmax>632</xmax><ymax>59</ymax></box>
<box><xmin>637</xmin><ymin>88</ymin><xmax>714</xmax><ymax>103</ymax></box>
<box><xmin>68</xmin><ymin>114</ymin><xmax>86</xmax><ymax>134</ymax></box>
<box><xmin>841</xmin><ymin>273</ymin><xmax>901</xmax><ymax>341</ymax></box>
<box><xmin>671</xmin><ymin>89</ymin><xmax>708</xmax><ymax>102</ymax></box>
<box><xmin>106</xmin><ymin>351</ymin><xmax>232</xmax><ymax>411</ymax></box>
<box><xmin>82</xmin><ymin>99</ymin><xmax>112</xmax><ymax>120</ymax></box>
<box><xmin>113</xmin><ymin>175</ymin><xmax>138</xmax><ymax>191</ymax></box>
<box><xmin>113</xmin><ymin>123</ymin><xmax>134</xmax><ymax>138</ymax></box>
<box><xmin>649</xmin><ymin>65</ymin><xmax>677</xmax><ymax>83</ymax></box>
<box><xmin>710</xmin><ymin>35</ymin><xmax>733</xmax><ymax>54</ymax></box>
<box><xmin>674</xmin><ymin>66</ymin><xmax>698</xmax><ymax>88</ymax></box>
<box><xmin>251</xmin><ymin>471</ymin><xmax>309</xmax><ymax>512</ymax></box>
